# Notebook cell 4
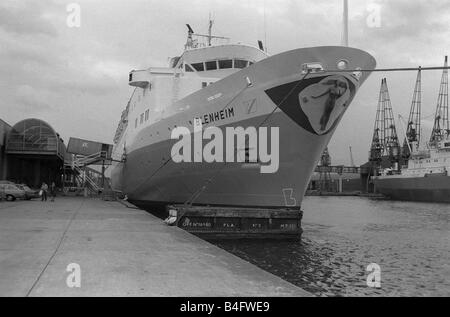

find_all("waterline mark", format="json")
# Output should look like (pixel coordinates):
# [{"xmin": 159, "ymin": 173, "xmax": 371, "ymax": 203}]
[{"xmin": 170, "ymin": 122, "xmax": 280, "ymax": 174}]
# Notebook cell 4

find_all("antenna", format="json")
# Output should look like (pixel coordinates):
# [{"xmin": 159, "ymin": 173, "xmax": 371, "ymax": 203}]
[
  {"xmin": 341, "ymin": 0, "xmax": 349, "ymax": 46},
  {"xmin": 264, "ymin": 0, "xmax": 267, "ymax": 52}
]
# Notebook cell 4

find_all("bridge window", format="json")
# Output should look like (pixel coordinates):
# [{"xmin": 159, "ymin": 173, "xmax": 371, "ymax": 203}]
[
  {"xmin": 205, "ymin": 61, "xmax": 218, "ymax": 71},
  {"xmin": 234, "ymin": 59, "xmax": 248, "ymax": 69},
  {"xmin": 191, "ymin": 62, "xmax": 205, "ymax": 72},
  {"xmin": 185, "ymin": 64, "xmax": 194, "ymax": 72},
  {"xmin": 145, "ymin": 109, "xmax": 149, "ymax": 121},
  {"xmin": 189, "ymin": 60, "xmax": 254, "ymax": 72},
  {"xmin": 140, "ymin": 113, "xmax": 144, "ymax": 124},
  {"xmin": 219, "ymin": 59, "xmax": 233, "ymax": 69}
]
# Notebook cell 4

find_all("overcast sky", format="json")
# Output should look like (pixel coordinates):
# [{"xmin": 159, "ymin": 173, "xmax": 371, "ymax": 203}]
[{"xmin": 0, "ymin": 0, "xmax": 449, "ymax": 165}]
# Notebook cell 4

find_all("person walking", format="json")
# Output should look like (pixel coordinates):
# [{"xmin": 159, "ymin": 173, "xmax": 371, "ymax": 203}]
[
  {"xmin": 41, "ymin": 182, "xmax": 48, "ymax": 202},
  {"xmin": 50, "ymin": 182, "xmax": 56, "ymax": 202}
]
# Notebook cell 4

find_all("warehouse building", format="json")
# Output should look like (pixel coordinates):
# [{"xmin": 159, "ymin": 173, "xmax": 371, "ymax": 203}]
[
  {"xmin": 0, "ymin": 119, "xmax": 12, "ymax": 180},
  {"xmin": 3, "ymin": 118, "xmax": 66, "ymax": 188}
]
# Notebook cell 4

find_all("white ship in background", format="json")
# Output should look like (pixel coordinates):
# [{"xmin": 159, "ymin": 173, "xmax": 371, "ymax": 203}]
[{"xmin": 110, "ymin": 21, "xmax": 376, "ymax": 209}]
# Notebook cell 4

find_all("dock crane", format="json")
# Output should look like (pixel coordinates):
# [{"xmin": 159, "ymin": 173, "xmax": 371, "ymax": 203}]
[
  {"xmin": 369, "ymin": 78, "xmax": 401, "ymax": 171},
  {"xmin": 403, "ymin": 68, "xmax": 422, "ymax": 158},
  {"xmin": 318, "ymin": 147, "xmax": 332, "ymax": 192},
  {"xmin": 430, "ymin": 56, "xmax": 449, "ymax": 146},
  {"xmin": 369, "ymin": 79, "xmax": 386, "ymax": 164},
  {"xmin": 381, "ymin": 78, "xmax": 401, "ymax": 165},
  {"xmin": 349, "ymin": 146, "xmax": 355, "ymax": 167}
]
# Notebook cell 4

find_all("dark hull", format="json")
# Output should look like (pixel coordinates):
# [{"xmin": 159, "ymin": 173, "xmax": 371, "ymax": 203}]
[{"xmin": 374, "ymin": 176, "xmax": 450, "ymax": 203}]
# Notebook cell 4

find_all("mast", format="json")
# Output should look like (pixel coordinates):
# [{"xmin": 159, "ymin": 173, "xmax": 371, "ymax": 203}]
[
  {"xmin": 208, "ymin": 16, "xmax": 213, "ymax": 46},
  {"xmin": 341, "ymin": 0, "xmax": 349, "ymax": 46},
  {"xmin": 184, "ymin": 20, "xmax": 229, "ymax": 50},
  {"xmin": 403, "ymin": 67, "xmax": 422, "ymax": 156},
  {"xmin": 430, "ymin": 56, "xmax": 449, "ymax": 145}
]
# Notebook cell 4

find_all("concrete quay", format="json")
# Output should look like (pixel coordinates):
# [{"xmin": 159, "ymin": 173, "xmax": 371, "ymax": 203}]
[{"xmin": 0, "ymin": 197, "xmax": 310, "ymax": 297}]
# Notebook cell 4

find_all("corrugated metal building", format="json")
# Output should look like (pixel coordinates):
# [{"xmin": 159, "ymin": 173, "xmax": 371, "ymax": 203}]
[
  {"xmin": 5, "ymin": 118, "xmax": 66, "ymax": 188},
  {"xmin": 0, "ymin": 119, "xmax": 12, "ymax": 180}
]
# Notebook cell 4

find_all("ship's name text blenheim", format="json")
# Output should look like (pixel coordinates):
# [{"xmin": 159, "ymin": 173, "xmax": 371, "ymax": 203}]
[{"xmin": 194, "ymin": 107, "xmax": 235, "ymax": 125}]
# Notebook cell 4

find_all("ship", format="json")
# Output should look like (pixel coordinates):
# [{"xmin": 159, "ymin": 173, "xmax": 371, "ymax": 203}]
[
  {"xmin": 110, "ymin": 22, "xmax": 376, "ymax": 210},
  {"xmin": 374, "ymin": 57, "xmax": 450, "ymax": 203},
  {"xmin": 374, "ymin": 143, "xmax": 450, "ymax": 203}
]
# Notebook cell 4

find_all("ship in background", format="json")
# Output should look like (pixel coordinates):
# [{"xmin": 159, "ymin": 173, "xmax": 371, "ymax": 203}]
[
  {"xmin": 110, "ymin": 20, "xmax": 376, "ymax": 209},
  {"xmin": 374, "ymin": 56, "xmax": 450, "ymax": 203}
]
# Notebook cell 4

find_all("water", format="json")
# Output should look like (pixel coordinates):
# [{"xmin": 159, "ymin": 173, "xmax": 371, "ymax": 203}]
[{"xmin": 213, "ymin": 197, "xmax": 450, "ymax": 297}]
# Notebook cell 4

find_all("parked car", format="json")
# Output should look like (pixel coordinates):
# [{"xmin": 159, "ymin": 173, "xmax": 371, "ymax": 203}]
[
  {"xmin": 0, "ymin": 180, "xmax": 15, "ymax": 185},
  {"xmin": 0, "ymin": 184, "xmax": 26, "ymax": 201},
  {"xmin": 16, "ymin": 184, "xmax": 40, "ymax": 200}
]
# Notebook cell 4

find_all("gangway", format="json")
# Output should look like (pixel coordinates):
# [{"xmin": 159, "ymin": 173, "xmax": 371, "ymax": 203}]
[{"xmin": 64, "ymin": 137, "xmax": 114, "ymax": 196}]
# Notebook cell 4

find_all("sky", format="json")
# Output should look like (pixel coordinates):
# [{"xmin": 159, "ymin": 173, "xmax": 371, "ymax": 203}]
[{"xmin": 0, "ymin": 0, "xmax": 449, "ymax": 165}]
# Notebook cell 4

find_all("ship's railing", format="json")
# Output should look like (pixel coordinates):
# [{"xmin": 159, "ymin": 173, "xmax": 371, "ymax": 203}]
[{"xmin": 186, "ymin": 34, "xmax": 230, "ymax": 50}]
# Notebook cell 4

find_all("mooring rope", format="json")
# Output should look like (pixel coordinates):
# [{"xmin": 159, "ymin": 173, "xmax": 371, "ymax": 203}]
[{"xmin": 329, "ymin": 66, "xmax": 450, "ymax": 73}]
